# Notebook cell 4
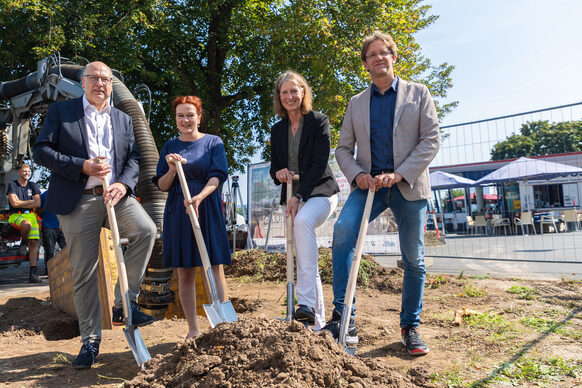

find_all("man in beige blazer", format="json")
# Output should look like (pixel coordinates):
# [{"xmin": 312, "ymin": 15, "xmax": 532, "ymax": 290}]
[{"xmin": 322, "ymin": 31, "xmax": 440, "ymax": 356}]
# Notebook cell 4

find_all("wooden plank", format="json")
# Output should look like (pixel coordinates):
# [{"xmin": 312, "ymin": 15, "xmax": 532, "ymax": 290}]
[
  {"xmin": 98, "ymin": 228, "xmax": 117, "ymax": 330},
  {"xmin": 164, "ymin": 267, "xmax": 210, "ymax": 319},
  {"xmin": 47, "ymin": 228, "xmax": 118, "ymax": 330}
]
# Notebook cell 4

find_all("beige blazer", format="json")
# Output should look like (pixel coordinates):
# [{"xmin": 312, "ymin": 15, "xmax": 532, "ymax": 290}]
[{"xmin": 335, "ymin": 79, "xmax": 440, "ymax": 201}]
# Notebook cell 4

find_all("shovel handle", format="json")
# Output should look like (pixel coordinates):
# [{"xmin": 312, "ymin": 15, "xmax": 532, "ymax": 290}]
[
  {"xmin": 167, "ymin": 156, "xmax": 220, "ymax": 304},
  {"xmin": 339, "ymin": 187, "xmax": 375, "ymax": 347},
  {"xmin": 284, "ymin": 175, "xmax": 300, "ymax": 320},
  {"xmin": 94, "ymin": 158, "xmax": 132, "ymax": 325}
]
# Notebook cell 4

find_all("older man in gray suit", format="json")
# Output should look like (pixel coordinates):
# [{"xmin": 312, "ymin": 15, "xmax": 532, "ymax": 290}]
[
  {"xmin": 322, "ymin": 31, "xmax": 440, "ymax": 356},
  {"xmin": 34, "ymin": 61, "xmax": 157, "ymax": 369}
]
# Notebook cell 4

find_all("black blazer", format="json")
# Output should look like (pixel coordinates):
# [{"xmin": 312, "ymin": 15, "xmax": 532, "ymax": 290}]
[
  {"xmin": 33, "ymin": 97, "xmax": 140, "ymax": 215},
  {"xmin": 270, "ymin": 110, "xmax": 339, "ymax": 205}
]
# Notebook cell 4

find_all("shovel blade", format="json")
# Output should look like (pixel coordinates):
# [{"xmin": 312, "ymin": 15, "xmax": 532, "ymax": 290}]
[
  {"xmin": 203, "ymin": 301, "xmax": 238, "ymax": 328},
  {"xmin": 123, "ymin": 326, "xmax": 151, "ymax": 367},
  {"xmin": 344, "ymin": 345, "xmax": 357, "ymax": 356}
]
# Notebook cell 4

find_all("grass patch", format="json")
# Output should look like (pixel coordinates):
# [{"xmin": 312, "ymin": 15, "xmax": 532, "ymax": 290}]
[
  {"xmin": 430, "ymin": 367, "xmax": 465, "ymax": 387},
  {"xmin": 543, "ymin": 308, "xmax": 567, "ymax": 318},
  {"xmin": 426, "ymin": 274, "xmax": 448, "ymax": 289},
  {"xmin": 520, "ymin": 316, "xmax": 580, "ymax": 339},
  {"xmin": 464, "ymin": 311, "xmax": 518, "ymax": 342},
  {"xmin": 465, "ymin": 311, "xmax": 510, "ymax": 332},
  {"xmin": 494, "ymin": 356, "xmax": 582, "ymax": 385},
  {"xmin": 507, "ymin": 285, "xmax": 538, "ymax": 300},
  {"xmin": 520, "ymin": 316, "xmax": 562, "ymax": 332},
  {"xmin": 459, "ymin": 284, "xmax": 486, "ymax": 298}
]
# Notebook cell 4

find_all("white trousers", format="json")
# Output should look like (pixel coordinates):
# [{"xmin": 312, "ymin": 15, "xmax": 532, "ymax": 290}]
[{"xmin": 286, "ymin": 194, "xmax": 337, "ymax": 329}]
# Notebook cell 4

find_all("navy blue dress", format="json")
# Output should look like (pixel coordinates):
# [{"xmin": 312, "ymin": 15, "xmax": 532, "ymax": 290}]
[{"xmin": 154, "ymin": 135, "xmax": 232, "ymax": 268}]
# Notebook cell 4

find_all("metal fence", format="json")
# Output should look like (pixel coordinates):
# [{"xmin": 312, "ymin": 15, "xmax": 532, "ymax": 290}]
[{"xmin": 426, "ymin": 102, "xmax": 582, "ymax": 263}]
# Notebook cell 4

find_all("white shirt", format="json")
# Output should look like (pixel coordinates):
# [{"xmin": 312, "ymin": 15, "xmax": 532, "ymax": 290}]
[{"xmin": 82, "ymin": 95, "xmax": 116, "ymax": 189}]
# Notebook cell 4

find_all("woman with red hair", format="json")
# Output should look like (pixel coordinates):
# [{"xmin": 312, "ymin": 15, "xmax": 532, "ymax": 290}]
[{"xmin": 154, "ymin": 95, "xmax": 231, "ymax": 340}]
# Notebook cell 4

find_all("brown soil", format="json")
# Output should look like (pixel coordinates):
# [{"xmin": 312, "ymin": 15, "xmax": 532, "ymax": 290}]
[
  {"xmin": 226, "ymin": 248, "xmax": 402, "ymax": 292},
  {"xmin": 125, "ymin": 317, "xmax": 428, "ymax": 388},
  {"xmin": 1, "ymin": 253, "xmax": 582, "ymax": 387}
]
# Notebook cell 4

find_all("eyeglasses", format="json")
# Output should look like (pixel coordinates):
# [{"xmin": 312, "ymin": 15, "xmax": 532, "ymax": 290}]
[
  {"xmin": 365, "ymin": 50, "xmax": 393, "ymax": 60},
  {"xmin": 83, "ymin": 75, "xmax": 113, "ymax": 85}
]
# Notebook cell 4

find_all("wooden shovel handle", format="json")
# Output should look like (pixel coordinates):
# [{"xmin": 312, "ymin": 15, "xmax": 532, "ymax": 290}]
[
  {"xmin": 166, "ymin": 156, "xmax": 220, "ymax": 304},
  {"xmin": 94, "ymin": 158, "xmax": 132, "ymax": 322}
]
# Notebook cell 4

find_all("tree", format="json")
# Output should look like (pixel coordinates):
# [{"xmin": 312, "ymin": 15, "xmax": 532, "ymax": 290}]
[
  {"xmin": 490, "ymin": 120, "xmax": 582, "ymax": 161},
  {"xmin": 1, "ymin": 0, "xmax": 456, "ymax": 172}
]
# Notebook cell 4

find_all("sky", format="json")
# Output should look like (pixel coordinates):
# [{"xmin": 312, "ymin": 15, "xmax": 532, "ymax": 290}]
[{"xmin": 233, "ymin": 0, "xmax": 582, "ymax": 204}]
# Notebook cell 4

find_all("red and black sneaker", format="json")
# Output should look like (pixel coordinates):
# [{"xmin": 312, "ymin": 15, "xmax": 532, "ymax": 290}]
[{"xmin": 401, "ymin": 327, "xmax": 429, "ymax": 356}]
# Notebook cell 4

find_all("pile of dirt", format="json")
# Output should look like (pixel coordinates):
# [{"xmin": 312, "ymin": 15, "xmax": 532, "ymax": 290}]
[
  {"xmin": 126, "ymin": 317, "xmax": 433, "ymax": 388},
  {"xmin": 225, "ymin": 249, "xmax": 403, "ymax": 293},
  {"xmin": 0, "ymin": 296, "xmax": 79, "ymax": 340},
  {"xmin": 424, "ymin": 231, "xmax": 445, "ymax": 247}
]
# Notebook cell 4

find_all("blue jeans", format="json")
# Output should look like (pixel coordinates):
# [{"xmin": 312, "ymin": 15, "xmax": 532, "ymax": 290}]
[{"xmin": 332, "ymin": 186, "xmax": 427, "ymax": 328}]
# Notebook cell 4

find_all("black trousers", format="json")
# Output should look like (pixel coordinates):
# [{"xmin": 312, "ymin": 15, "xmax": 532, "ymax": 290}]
[{"xmin": 41, "ymin": 227, "xmax": 66, "ymax": 263}]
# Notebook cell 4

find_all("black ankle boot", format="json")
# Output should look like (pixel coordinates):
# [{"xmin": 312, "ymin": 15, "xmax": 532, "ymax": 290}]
[{"xmin": 29, "ymin": 266, "xmax": 41, "ymax": 283}]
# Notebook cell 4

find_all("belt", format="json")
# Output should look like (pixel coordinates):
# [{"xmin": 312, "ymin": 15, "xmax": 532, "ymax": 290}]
[
  {"xmin": 84, "ymin": 186, "xmax": 104, "ymax": 196},
  {"xmin": 370, "ymin": 169, "xmax": 394, "ymax": 177}
]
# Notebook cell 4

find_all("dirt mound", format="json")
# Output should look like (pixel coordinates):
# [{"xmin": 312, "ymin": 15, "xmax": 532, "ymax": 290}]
[
  {"xmin": 225, "ymin": 248, "xmax": 403, "ymax": 292},
  {"xmin": 0, "ymin": 296, "xmax": 79, "ymax": 340},
  {"xmin": 126, "ymin": 317, "xmax": 431, "ymax": 388}
]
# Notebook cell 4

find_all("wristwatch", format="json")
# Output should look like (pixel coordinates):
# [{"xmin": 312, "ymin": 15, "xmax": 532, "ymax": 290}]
[{"xmin": 293, "ymin": 193, "xmax": 303, "ymax": 203}]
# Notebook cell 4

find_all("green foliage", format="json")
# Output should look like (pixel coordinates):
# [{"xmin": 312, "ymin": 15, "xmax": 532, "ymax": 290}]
[
  {"xmin": 520, "ymin": 316, "xmax": 563, "ymax": 333},
  {"xmin": 0, "ymin": 0, "xmax": 455, "ymax": 172},
  {"xmin": 318, "ymin": 248, "xmax": 376, "ymax": 288},
  {"xmin": 464, "ymin": 311, "xmax": 518, "ymax": 343},
  {"xmin": 506, "ymin": 285, "xmax": 538, "ymax": 300},
  {"xmin": 495, "ymin": 356, "xmax": 582, "ymax": 385},
  {"xmin": 490, "ymin": 120, "xmax": 582, "ymax": 161},
  {"xmin": 426, "ymin": 274, "xmax": 448, "ymax": 289},
  {"xmin": 430, "ymin": 367, "xmax": 465, "ymax": 387},
  {"xmin": 464, "ymin": 311, "xmax": 510, "ymax": 332},
  {"xmin": 50, "ymin": 353, "xmax": 70, "ymax": 366},
  {"xmin": 459, "ymin": 284, "xmax": 486, "ymax": 298}
]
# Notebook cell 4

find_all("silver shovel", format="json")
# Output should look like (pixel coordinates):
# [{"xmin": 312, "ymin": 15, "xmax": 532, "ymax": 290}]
[
  {"xmin": 168, "ymin": 156, "xmax": 238, "ymax": 327},
  {"xmin": 338, "ymin": 187, "xmax": 375, "ymax": 355},
  {"xmin": 98, "ymin": 161, "xmax": 151, "ymax": 367}
]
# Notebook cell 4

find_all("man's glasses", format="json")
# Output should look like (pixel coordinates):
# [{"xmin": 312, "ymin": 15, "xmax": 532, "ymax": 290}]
[
  {"xmin": 83, "ymin": 75, "xmax": 113, "ymax": 85},
  {"xmin": 365, "ymin": 51, "xmax": 393, "ymax": 60}
]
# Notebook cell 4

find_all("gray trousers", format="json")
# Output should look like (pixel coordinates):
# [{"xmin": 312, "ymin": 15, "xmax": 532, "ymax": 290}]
[{"xmin": 58, "ymin": 194, "xmax": 157, "ymax": 343}]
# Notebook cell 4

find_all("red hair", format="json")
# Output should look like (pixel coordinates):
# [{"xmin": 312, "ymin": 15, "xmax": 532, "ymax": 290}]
[{"xmin": 172, "ymin": 96, "xmax": 203, "ymax": 118}]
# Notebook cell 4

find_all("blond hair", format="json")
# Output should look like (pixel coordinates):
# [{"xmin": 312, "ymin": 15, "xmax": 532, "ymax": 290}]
[{"xmin": 272, "ymin": 71, "xmax": 313, "ymax": 118}]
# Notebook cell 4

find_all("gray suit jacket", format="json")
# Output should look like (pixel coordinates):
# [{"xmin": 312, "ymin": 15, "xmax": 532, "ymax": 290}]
[
  {"xmin": 33, "ymin": 97, "xmax": 140, "ymax": 215},
  {"xmin": 335, "ymin": 79, "xmax": 440, "ymax": 201}
]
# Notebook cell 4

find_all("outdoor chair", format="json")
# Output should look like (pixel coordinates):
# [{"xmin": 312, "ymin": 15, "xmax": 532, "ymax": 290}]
[
  {"xmin": 514, "ymin": 211, "xmax": 536, "ymax": 235},
  {"xmin": 491, "ymin": 214, "xmax": 511, "ymax": 235},
  {"xmin": 562, "ymin": 209, "xmax": 582, "ymax": 231},
  {"xmin": 466, "ymin": 216, "xmax": 476, "ymax": 234},
  {"xmin": 474, "ymin": 215, "xmax": 488, "ymax": 235},
  {"xmin": 540, "ymin": 212, "xmax": 558, "ymax": 234}
]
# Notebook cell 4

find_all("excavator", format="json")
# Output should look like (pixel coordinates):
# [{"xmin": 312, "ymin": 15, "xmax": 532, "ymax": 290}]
[{"xmin": 0, "ymin": 53, "xmax": 174, "ymax": 315}]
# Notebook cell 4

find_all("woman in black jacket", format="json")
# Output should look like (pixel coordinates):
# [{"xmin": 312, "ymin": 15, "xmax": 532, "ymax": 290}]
[{"xmin": 270, "ymin": 71, "xmax": 339, "ymax": 330}]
